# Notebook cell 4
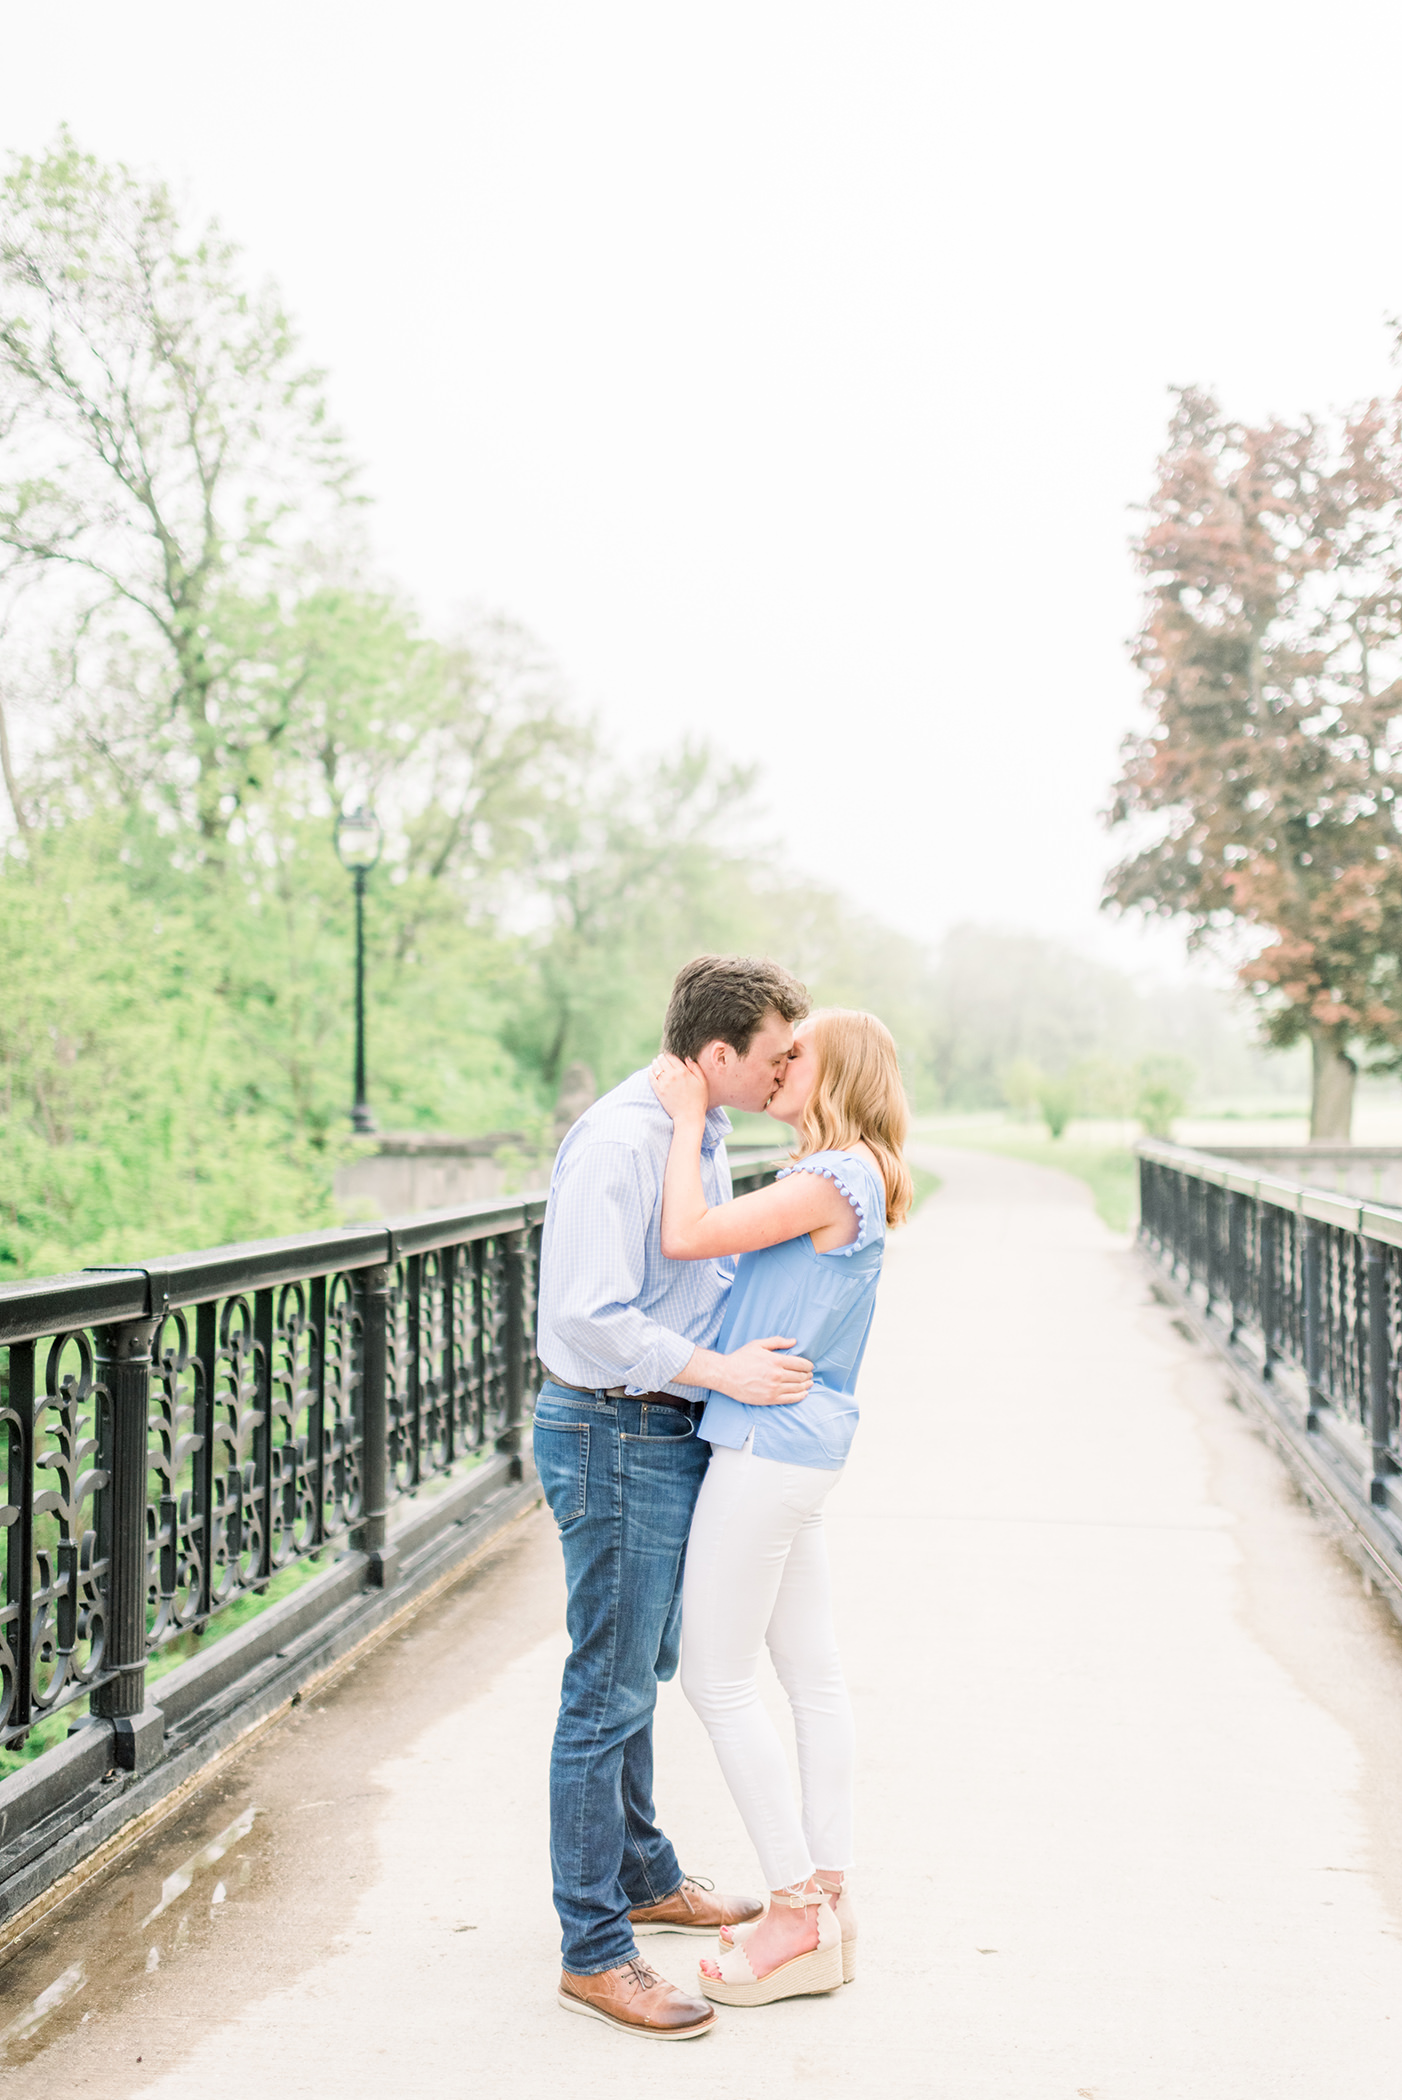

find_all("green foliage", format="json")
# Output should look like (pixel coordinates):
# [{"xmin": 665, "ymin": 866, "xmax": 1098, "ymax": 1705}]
[
  {"xmin": 922, "ymin": 1123, "xmax": 1138, "ymax": 1235},
  {"xmin": 0, "ymin": 131, "xmax": 358, "ymax": 847},
  {"xmin": 908, "ymin": 1164, "xmax": 942, "ymax": 1211},
  {"xmin": 930, "ymin": 927, "xmax": 1141, "ymax": 1109},
  {"xmin": 0, "ymin": 133, "xmax": 1289, "ymax": 1283},
  {"xmin": 995, "ymin": 1047, "xmax": 1200, "ymax": 1144},
  {"xmin": 0, "ymin": 781, "xmax": 563, "ymax": 1276},
  {"xmin": 0, "ymin": 819, "xmax": 347, "ymax": 1275},
  {"xmin": 0, "ymin": 1552, "xmax": 333, "ymax": 1775},
  {"xmin": 1133, "ymin": 1054, "xmax": 1195, "ymax": 1140},
  {"xmin": 0, "ymin": 741, "xmax": 943, "ymax": 1275},
  {"xmin": 1036, "ymin": 1075, "xmax": 1077, "ymax": 1139},
  {"xmin": 934, "ymin": 924, "xmax": 1285, "ymax": 1115}
]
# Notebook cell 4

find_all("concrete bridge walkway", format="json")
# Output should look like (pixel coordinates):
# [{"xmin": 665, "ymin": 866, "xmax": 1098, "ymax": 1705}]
[{"xmin": 6, "ymin": 1147, "xmax": 1402, "ymax": 2098}]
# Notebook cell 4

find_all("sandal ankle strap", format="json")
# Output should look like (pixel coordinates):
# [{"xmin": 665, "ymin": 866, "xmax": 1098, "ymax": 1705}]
[{"xmin": 775, "ymin": 1879, "xmax": 825, "ymax": 1909}]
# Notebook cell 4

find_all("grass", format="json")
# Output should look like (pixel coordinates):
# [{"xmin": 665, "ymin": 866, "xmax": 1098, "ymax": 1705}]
[
  {"xmin": 0, "ymin": 1443, "xmax": 490, "ymax": 1775},
  {"xmin": 909, "ymin": 1163, "xmax": 942, "ymax": 1212},
  {"xmin": 912, "ymin": 1120, "xmax": 1138, "ymax": 1235},
  {"xmin": 0, "ymin": 1551, "xmax": 334, "ymax": 1778}
]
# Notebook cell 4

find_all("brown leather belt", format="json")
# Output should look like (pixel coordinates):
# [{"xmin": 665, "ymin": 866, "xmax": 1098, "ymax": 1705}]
[
  {"xmin": 539, "ymin": 1366, "xmax": 700, "ymax": 1412},
  {"xmin": 540, "ymin": 1364, "xmax": 627, "ymax": 1398}
]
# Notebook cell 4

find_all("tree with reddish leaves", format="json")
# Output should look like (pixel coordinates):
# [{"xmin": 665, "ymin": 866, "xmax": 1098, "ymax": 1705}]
[{"xmin": 1106, "ymin": 379, "xmax": 1402, "ymax": 1138}]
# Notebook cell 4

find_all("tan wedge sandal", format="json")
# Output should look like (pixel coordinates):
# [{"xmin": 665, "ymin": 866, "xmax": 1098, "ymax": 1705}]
[
  {"xmin": 723, "ymin": 1873, "xmax": 858, "ymax": 1984},
  {"xmin": 697, "ymin": 1881, "xmax": 843, "ymax": 2007},
  {"xmin": 816, "ymin": 1871, "xmax": 857, "ymax": 1983}
]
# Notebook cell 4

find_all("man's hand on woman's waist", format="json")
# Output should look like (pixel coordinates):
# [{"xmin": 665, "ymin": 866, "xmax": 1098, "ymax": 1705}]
[{"xmin": 678, "ymin": 1338, "xmax": 814, "ymax": 1408}]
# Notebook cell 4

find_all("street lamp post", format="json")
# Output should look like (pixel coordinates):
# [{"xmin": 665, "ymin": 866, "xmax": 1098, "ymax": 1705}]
[{"xmin": 335, "ymin": 804, "xmax": 383, "ymax": 1135}]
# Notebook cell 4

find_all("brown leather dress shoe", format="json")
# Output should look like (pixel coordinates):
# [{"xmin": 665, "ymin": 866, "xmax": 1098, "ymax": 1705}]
[
  {"xmin": 630, "ymin": 1875, "xmax": 766, "ymax": 1938},
  {"xmin": 558, "ymin": 1956, "xmax": 716, "ymax": 2039}
]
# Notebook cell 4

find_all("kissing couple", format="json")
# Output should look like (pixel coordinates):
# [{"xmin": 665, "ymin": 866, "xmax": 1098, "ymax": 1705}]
[{"xmin": 533, "ymin": 953, "xmax": 911, "ymax": 2039}]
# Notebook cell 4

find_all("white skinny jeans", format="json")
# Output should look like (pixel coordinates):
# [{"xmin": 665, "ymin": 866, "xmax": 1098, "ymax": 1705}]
[{"xmin": 680, "ymin": 1441, "xmax": 854, "ymax": 1889}]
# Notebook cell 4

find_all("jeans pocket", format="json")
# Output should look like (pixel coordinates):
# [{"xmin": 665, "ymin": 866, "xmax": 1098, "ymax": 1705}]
[
  {"xmin": 534, "ymin": 1419, "xmax": 590, "ymax": 1531},
  {"xmin": 619, "ymin": 1428, "xmax": 708, "ymax": 1557},
  {"xmin": 620, "ymin": 1403, "xmax": 696, "ymax": 1443}
]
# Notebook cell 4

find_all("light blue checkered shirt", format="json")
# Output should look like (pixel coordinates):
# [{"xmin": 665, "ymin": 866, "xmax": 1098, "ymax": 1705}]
[{"xmin": 536, "ymin": 1067, "xmax": 734, "ymax": 1398}]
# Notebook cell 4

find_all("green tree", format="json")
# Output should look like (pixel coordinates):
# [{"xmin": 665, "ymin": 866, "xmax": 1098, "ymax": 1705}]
[
  {"xmin": 0, "ymin": 815, "xmax": 346, "ymax": 1275},
  {"xmin": 926, "ymin": 925, "xmax": 1142, "ymax": 1108},
  {"xmin": 0, "ymin": 130, "xmax": 355, "ymax": 845},
  {"xmin": 507, "ymin": 743, "xmax": 762, "ymax": 1090}
]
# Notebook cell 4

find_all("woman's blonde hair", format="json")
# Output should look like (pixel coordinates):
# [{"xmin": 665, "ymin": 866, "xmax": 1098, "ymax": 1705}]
[{"xmin": 793, "ymin": 1009, "xmax": 912, "ymax": 1227}]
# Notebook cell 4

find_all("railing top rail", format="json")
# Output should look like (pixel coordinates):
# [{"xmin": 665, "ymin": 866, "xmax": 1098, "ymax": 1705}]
[
  {"xmin": 1359, "ymin": 1204, "xmax": 1402, "ymax": 1250},
  {"xmin": 0, "ymin": 1190, "xmax": 548, "ymax": 1346},
  {"xmin": 1191, "ymin": 1142, "xmax": 1402, "ymax": 1162},
  {"xmin": 1134, "ymin": 1137, "xmax": 1402, "ymax": 1248},
  {"xmin": 0, "ymin": 1149, "xmax": 791, "ymax": 1348}
]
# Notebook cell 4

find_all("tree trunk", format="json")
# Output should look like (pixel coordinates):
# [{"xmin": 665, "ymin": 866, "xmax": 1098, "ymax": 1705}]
[
  {"xmin": 0, "ymin": 688, "xmax": 29, "ymax": 833},
  {"xmin": 1309, "ymin": 1028, "xmax": 1356, "ymax": 1140}
]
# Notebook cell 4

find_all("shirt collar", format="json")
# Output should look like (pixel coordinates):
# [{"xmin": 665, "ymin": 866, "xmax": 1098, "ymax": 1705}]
[
  {"xmin": 623, "ymin": 1067, "xmax": 732, "ymax": 1154},
  {"xmin": 703, "ymin": 1105, "xmax": 733, "ymax": 1154}
]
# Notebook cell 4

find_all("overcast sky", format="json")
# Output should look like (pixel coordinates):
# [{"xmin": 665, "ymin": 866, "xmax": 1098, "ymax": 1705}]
[{"xmin": 5, "ymin": 1, "xmax": 1402, "ymax": 981}]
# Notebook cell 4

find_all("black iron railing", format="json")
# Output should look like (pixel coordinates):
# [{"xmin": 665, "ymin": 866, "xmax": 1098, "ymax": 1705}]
[
  {"xmin": 0, "ymin": 1151, "xmax": 784, "ymax": 1763},
  {"xmin": 1137, "ymin": 1140, "xmax": 1402, "ymax": 1542},
  {"xmin": 0, "ymin": 1202, "xmax": 544, "ymax": 1750}
]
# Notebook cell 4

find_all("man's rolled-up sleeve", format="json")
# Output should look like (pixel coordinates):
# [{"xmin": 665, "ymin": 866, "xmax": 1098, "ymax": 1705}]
[{"xmin": 545, "ymin": 1141, "xmax": 696, "ymax": 1391}]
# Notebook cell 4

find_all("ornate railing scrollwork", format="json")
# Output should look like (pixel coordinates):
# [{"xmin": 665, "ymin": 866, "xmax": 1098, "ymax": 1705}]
[
  {"xmin": 1138, "ymin": 1139, "xmax": 1402, "ymax": 1537},
  {"xmin": 0, "ymin": 1154, "xmax": 782, "ymax": 1749}
]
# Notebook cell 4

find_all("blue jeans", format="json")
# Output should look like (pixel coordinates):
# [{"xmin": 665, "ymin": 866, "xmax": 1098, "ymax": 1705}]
[{"xmin": 533, "ymin": 1382, "xmax": 712, "ymax": 1974}]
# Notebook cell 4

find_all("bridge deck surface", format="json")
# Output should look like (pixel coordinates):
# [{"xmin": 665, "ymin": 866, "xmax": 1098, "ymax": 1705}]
[{"xmin": 6, "ymin": 1145, "xmax": 1402, "ymax": 2097}]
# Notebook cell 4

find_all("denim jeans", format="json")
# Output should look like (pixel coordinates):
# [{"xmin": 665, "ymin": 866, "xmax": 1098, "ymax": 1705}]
[{"xmin": 533, "ymin": 1382, "xmax": 712, "ymax": 1975}]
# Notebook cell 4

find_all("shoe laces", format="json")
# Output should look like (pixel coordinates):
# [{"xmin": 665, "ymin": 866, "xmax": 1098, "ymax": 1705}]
[
  {"xmin": 679, "ymin": 1875, "xmax": 715, "ymax": 1895},
  {"xmin": 621, "ymin": 1957, "xmax": 662, "ymax": 1996}
]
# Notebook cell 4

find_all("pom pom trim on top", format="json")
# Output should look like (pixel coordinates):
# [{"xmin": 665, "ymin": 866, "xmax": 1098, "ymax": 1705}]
[{"xmin": 777, "ymin": 1154, "xmax": 873, "ymax": 1256}]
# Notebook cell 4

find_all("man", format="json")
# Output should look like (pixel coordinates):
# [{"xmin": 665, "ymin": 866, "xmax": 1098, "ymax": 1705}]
[{"xmin": 534, "ymin": 954, "xmax": 813, "ymax": 2040}]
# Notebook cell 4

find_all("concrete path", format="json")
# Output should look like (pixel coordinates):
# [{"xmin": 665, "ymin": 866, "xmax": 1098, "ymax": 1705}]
[{"xmin": 7, "ymin": 1147, "xmax": 1402, "ymax": 2097}]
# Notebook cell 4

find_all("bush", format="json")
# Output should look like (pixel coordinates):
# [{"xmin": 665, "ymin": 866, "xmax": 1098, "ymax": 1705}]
[
  {"xmin": 1134, "ymin": 1054, "xmax": 1195, "ymax": 1139},
  {"xmin": 1037, "ymin": 1076, "xmax": 1078, "ymax": 1139}
]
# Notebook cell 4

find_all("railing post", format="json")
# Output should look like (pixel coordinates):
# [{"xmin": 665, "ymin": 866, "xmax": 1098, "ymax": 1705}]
[
  {"xmin": 92, "ymin": 1315, "xmax": 163, "ymax": 1770},
  {"xmin": 1259, "ymin": 1203, "xmax": 1278, "ymax": 1380},
  {"xmin": 1365, "ymin": 1238, "xmax": 1395, "ymax": 1504},
  {"xmin": 1189, "ymin": 1177, "xmax": 1204, "ymax": 1293},
  {"xmin": 6, "ymin": 1341, "xmax": 35, "ymax": 1742},
  {"xmin": 498, "ymin": 1231, "xmax": 527, "ymax": 1482},
  {"xmin": 353, "ymin": 1262, "xmax": 398, "ymax": 1587},
  {"xmin": 1227, "ymin": 1190, "xmax": 1246, "ymax": 1344},
  {"xmin": 1303, "ymin": 1216, "xmax": 1324, "ymax": 1430}
]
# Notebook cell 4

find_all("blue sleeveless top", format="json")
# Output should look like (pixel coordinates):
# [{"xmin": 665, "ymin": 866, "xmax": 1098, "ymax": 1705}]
[{"xmin": 698, "ymin": 1149, "xmax": 887, "ymax": 1470}]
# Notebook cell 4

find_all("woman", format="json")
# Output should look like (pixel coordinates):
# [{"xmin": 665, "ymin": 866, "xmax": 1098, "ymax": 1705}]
[{"xmin": 649, "ymin": 1007, "xmax": 911, "ymax": 2008}]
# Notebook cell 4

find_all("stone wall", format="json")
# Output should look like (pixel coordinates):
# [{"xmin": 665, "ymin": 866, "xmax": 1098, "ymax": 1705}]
[
  {"xmin": 334, "ymin": 1132, "xmax": 546, "ymax": 1218},
  {"xmin": 335, "ymin": 1065, "xmax": 602, "ymax": 1220}
]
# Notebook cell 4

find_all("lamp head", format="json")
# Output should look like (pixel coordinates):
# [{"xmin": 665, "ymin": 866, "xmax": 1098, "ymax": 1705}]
[{"xmin": 335, "ymin": 804, "xmax": 382, "ymax": 873}]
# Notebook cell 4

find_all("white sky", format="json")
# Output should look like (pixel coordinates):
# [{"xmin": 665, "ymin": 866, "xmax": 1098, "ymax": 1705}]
[{"xmin": 5, "ymin": 0, "xmax": 1402, "ymax": 983}]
